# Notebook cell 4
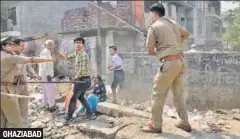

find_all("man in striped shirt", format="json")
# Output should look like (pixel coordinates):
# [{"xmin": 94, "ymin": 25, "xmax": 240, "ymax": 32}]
[{"xmin": 60, "ymin": 37, "xmax": 96, "ymax": 124}]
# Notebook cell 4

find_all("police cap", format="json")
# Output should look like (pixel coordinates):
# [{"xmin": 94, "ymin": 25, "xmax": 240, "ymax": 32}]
[{"xmin": 1, "ymin": 36, "xmax": 15, "ymax": 46}]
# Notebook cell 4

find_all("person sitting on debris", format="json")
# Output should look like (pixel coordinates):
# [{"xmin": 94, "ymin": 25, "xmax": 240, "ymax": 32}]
[{"xmin": 73, "ymin": 74, "xmax": 107, "ymax": 118}]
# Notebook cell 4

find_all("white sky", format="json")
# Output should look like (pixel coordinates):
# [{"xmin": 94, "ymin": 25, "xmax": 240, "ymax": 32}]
[{"xmin": 221, "ymin": 1, "xmax": 239, "ymax": 13}]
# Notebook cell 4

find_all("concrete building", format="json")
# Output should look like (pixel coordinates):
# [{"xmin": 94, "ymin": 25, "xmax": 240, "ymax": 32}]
[
  {"xmin": 7, "ymin": 1, "xmax": 221, "ymax": 50},
  {"xmin": 159, "ymin": 1, "xmax": 222, "ymax": 51},
  {"xmin": 6, "ymin": 1, "xmax": 88, "ymax": 37},
  {"xmin": 5, "ymin": 1, "xmax": 222, "ymax": 76}
]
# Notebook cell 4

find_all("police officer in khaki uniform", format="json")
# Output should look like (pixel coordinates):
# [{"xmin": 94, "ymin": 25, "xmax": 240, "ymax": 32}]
[
  {"xmin": 142, "ymin": 3, "xmax": 192, "ymax": 133},
  {"xmin": 13, "ymin": 39, "xmax": 39, "ymax": 128},
  {"xmin": 1, "ymin": 36, "xmax": 57, "ymax": 128}
]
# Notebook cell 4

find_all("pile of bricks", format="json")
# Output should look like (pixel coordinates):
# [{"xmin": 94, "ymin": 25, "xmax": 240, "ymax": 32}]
[{"xmin": 61, "ymin": 1, "xmax": 134, "ymax": 32}]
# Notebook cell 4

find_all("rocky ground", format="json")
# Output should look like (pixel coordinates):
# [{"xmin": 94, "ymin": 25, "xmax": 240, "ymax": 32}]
[{"xmin": 27, "ymin": 83, "xmax": 240, "ymax": 139}]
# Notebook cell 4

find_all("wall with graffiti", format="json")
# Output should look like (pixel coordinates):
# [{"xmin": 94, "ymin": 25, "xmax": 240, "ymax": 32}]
[{"xmin": 120, "ymin": 52, "xmax": 240, "ymax": 110}]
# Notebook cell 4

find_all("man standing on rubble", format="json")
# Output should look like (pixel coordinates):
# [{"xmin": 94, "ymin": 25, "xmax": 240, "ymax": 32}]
[
  {"xmin": 13, "ymin": 39, "xmax": 39, "ymax": 128},
  {"xmin": 59, "ymin": 37, "xmax": 96, "ymax": 125},
  {"xmin": 39, "ymin": 40, "xmax": 57, "ymax": 111},
  {"xmin": 142, "ymin": 3, "xmax": 192, "ymax": 133},
  {"xmin": 1, "ymin": 36, "xmax": 57, "ymax": 128}
]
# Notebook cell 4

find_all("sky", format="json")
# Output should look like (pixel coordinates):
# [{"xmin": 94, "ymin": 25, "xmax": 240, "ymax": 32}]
[{"xmin": 221, "ymin": 1, "xmax": 239, "ymax": 13}]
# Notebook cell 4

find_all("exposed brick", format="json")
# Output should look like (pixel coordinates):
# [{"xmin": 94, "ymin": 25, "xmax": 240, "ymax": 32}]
[{"xmin": 62, "ymin": 2, "xmax": 133, "ymax": 32}]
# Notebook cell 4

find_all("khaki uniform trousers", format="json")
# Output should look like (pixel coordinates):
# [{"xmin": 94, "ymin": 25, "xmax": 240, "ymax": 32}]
[
  {"xmin": 1, "ymin": 85, "xmax": 21, "ymax": 128},
  {"xmin": 15, "ymin": 83, "xmax": 29, "ymax": 128},
  {"xmin": 151, "ymin": 59, "xmax": 189, "ymax": 128}
]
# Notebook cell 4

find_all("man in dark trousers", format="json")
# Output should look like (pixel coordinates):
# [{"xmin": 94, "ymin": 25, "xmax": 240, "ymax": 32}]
[{"xmin": 59, "ymin": 37, "xmax": 96, "ymax": 125}]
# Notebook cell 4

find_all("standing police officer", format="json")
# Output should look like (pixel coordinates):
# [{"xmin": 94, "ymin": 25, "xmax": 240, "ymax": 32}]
[
  {"xmin": 1, "ymin": 36, "xmax": 57, "ymax": 128},
  {"xmin": 142, "ymin": 3, "xmax": 191, "ymax": 133}
]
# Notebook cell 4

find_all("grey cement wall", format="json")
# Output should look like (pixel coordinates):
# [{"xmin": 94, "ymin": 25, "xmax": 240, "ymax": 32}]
[
  {"xmin": 56, "ymin": 33, "xmax": 98, "ymax": 76},
  {"xmin": 118, "ymin": 52, "xmax": 240, "ymax": 110},
  {"xmin": 14, "ymin": 1, "xmax": 88, "ymax": 37}
]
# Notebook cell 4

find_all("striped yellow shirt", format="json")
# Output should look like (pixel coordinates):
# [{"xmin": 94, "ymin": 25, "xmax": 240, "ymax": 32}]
[{"xmin": 64, "ymin": 49, "xmax": 90, "ymax": 79}]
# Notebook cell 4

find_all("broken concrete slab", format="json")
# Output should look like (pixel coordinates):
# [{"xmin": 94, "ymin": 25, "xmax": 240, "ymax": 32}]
[
  {"xmin": 70, "ymin": 118, "xmax": 130, "ymax": 139},
  {"xmin": 233, "ymin": 114, "xmax": 240, "ymax": 121},
  {"xmin": 96, "ymin": 102, "xmax": 151, "ymax": 119}
]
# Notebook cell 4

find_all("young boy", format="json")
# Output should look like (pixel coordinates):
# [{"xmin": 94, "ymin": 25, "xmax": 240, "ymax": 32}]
[{"xmin": 108, "ymin": 46, "xmax": 125, "ymax": 104}]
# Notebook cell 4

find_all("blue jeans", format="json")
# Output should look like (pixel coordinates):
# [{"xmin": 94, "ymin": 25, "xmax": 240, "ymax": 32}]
[{"xmin": 67, "ymin": 76, "xmax": 92, "ymax": 119}]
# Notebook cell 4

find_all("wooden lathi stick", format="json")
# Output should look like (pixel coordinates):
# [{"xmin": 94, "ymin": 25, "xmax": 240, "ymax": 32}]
[{"xmin": 1, "ymin": 93, "xmax": 35, "ymax": 99}]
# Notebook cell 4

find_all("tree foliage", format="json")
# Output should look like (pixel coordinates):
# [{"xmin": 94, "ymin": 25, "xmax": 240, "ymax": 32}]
[{"xmin": 222, "ymin": 5, "xmax": 240, "ymax": 51}]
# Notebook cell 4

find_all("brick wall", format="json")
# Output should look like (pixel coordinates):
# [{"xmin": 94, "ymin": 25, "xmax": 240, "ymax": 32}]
[{"xmin": 62, "ymin": 2, "xmax": 133, "ymax": 32}]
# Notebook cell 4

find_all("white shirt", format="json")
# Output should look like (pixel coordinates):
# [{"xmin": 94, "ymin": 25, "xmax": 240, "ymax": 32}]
[
  {"xmin": 39, "ymin": 48, "xmax": 54, "ymax": 79},
  {"xmin": 111, "ymin": 53, "xmax": 123, "ymax": 70}
]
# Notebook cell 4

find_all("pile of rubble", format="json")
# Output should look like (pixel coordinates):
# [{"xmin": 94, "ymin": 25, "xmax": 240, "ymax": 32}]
[
  {"xmin": 116, "ymin": 97, "xmax": 240, "ymax": 134},
  {"xmin": 28, "ymin": 84, "xmax": 132, "ymax": 139},
  {"xmin": 27, "ymin": 83, "xmax": 240, "ymax": 139}
]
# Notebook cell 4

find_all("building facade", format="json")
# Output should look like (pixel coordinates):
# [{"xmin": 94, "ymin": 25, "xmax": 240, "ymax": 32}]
[{"xmin": 160, "ymin": 1, "xmax": 222, "ymax": 50}]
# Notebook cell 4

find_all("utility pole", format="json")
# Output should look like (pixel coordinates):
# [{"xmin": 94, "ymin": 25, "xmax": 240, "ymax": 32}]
[{"xmin": 96, "ymin": 0, "xmax": 102, "ymax": 75}]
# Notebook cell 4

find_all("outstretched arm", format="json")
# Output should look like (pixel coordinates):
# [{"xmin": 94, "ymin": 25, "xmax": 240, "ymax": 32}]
[
  {"xmin": 7, "ymin": 54, "xmax": 56, "ymax": 64},
  {"xmin": 59, "ymin": 52, "xmax": 76, "ymax": 61}
]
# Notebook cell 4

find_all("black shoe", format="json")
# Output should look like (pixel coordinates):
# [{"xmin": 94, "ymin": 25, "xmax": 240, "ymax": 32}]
[
  {"xmin": 88, "ymin": 113, "xmax": 97, "ymax": 120},
  {"xmin": 63, "ymin": 115, "xmax": 73, "ymax": 125}
]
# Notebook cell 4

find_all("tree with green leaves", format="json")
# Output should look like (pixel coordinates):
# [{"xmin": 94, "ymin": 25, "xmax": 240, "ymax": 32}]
[{"xmin": 222, "ymin": 3, "xmax": 240, "ymax": 51}]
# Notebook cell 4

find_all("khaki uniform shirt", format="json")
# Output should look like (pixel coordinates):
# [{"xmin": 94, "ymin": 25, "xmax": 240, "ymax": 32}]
[
  {"xmin": 15, "ymin": 53, "xmax": 37, "ymax": 78},
  {"xmin": 1, "ymin": 51, "xmax": 26, "ymax": 82},
  {"xmin": 146, "ymin": 17, "xmax": 188, "ymax": 60}
]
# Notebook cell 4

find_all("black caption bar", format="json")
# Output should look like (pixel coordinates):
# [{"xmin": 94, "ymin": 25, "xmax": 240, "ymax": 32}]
[{"xmin": 0, "ymin": 128, "xmax": 43, "ymax": 139}]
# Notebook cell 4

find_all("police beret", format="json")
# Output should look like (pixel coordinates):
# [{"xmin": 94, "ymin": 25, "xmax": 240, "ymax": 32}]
[
  {"xmin": 0, "ymin": 36, "xmax": 15, "ymax": 46},
  {"xmin": 1, "ymin": 36, "xmax": 10, "ymax": 43}
]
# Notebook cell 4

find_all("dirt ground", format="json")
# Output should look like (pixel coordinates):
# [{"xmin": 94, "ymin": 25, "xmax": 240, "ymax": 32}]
[{"xmin": 27, "ymin": 83, "xmax": 240, "ymax": 139}]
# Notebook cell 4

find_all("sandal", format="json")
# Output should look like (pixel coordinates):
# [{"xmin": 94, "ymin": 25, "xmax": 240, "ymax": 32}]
[{"xmin": 142, "ymin": 123, "xmax": 162, "ymax": 133}]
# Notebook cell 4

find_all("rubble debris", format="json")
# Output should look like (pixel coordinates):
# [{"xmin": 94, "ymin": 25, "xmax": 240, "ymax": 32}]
[
  {"xmin": 96, "ymin": 102, "xmax": 150, "ymax": 118},
  {"xmin": 27, "ymin": 83, "xmax": 240, "ymax": 139},
  {"xmin": 206, "ymin": 122, "xmax": 224, "ymax": 132},
  {"xmin": 225, "ymin": 125, "xmax": 232, "ymax": 129},
  {"xmin": 217, "ymin": 120, "xmax": 226, "ymax": 126},
  {"xmin": 215, "ymin": 109, "xmax": 228, "ymax": 115},
  {"xmin": 233, "ymin": 114, "xmax": 240, "ymax": 121}
]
